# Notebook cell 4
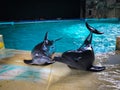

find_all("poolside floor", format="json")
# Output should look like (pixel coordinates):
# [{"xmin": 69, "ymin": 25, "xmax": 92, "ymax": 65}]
[{"xmin": 0, "ymin": 49, "xmax": 120, "ymax": 90}]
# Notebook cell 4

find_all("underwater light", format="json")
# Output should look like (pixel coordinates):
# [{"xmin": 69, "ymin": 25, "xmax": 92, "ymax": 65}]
[{"xmin": 0, "ymin": 35, "xmax": 5, "ymax": 49}]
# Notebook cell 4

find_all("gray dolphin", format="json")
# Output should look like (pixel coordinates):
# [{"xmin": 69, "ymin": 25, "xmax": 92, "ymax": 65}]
[
  {"xmin": 24, "ymin": 32, "xmax": 62, "ymax": 65},
  {"xmin": 54, "ymin": 22, "xmax": 105, "ymax": 72}
]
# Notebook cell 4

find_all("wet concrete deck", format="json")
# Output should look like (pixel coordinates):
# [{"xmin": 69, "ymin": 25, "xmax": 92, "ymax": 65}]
[{"xmin": 0, "ymin": 49, "xmax": 120, "ymax": 90}]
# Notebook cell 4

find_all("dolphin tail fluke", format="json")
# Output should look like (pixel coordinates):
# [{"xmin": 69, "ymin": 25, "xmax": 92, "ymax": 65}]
[
  {"xmin": 78, "ymin": 22, "xmax": 104, "ymax": 50},
  {"xmin": 85, "ymin": 22, "xmax": 103, "ymax": 34}
]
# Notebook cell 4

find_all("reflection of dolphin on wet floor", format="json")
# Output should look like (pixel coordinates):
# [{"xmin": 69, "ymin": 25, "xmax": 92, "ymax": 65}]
[
  {"xmin": 54, "ymin": 22, "xmax": 106, "ymax": 72},
  {"xmin": 24, "ymin": 32, "xmax": 61, "ymax": 65}
]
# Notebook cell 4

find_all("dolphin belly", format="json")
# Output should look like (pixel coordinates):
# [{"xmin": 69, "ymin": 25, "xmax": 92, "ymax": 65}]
[{"xmin": 55, "ymin": 49, "xmax": 94, "ymax": 70}]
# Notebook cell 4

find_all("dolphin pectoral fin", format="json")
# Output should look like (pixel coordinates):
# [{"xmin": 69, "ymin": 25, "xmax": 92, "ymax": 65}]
[
  {"xmin": 24, "ymin": 60, "xmax": 33, "ymax": 64},
  {"xmin": 43, "ymin": 60, "xmax": 55, "ymax": 65},
  {"xmin": 88, "ymin": 65, "xmax": 106, "ymax": 72},
  {"xmin": 24, "ymin": 59, "xmax": 55, "ymax": 65}
]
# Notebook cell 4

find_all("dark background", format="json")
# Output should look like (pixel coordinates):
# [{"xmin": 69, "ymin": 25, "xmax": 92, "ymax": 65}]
[{"xmin": 0, "ymin": 0, "xmax": 86, "ymax": 21}]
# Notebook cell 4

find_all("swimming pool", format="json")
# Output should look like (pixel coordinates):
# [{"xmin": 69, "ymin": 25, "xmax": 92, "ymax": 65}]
[{"xmin": 0, "ymin": 19, "xmax": 120, "ymax": 53}]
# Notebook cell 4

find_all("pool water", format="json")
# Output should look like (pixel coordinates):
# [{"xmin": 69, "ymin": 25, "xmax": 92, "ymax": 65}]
[
  {"xmin": 0, "ymin": 19, "xmax": 120, "ymax": 53},
  {"xmin": 0, "ymin": 19, "xmax": 120, "ymax": 90}
]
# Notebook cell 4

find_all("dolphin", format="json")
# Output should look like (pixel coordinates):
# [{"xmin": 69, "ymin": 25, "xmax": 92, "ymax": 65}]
[
  {"xmin": 24, "ymin": 32, "xmax": 62, "ymax": 65},
  {"xmin": 54, "ymin": 22, "xmax": 105, "ymax": 72}
]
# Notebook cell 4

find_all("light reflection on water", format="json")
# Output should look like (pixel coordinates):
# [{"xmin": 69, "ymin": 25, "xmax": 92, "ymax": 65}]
[{"xmin": 97, "ymin": 65, "xmax": 120, "ymax": 90}]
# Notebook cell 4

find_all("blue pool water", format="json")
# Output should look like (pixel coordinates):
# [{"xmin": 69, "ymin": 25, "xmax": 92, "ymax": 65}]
[{"xmin": 0, "ymin": 19, "xmax": 120, "ymax": 53}]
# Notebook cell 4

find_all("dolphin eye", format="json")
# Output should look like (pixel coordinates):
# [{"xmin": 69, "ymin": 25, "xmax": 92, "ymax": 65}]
[{"xmin": 51, "ymin": 46, "xmax": 55, "ymax": 49}]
